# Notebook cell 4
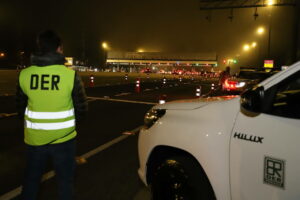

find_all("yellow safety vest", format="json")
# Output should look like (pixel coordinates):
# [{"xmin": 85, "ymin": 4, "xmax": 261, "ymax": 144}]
[{"xmin": 19, "ymin": 65, "xmax": 76, "ymax": 146}]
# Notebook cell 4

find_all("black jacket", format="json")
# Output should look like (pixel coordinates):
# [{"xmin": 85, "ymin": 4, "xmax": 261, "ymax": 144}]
[{"xmin": 16, "ymin": 52, "xmax": 88, "ymax": 121}]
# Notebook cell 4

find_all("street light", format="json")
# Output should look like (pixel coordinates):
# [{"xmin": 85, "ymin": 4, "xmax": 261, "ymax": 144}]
[
  {"xmin": 137, "ymin": 48, "xmax": 144, "ymax": 53},
  {"xmin": 102, "ymin": 42, "xmax": 109, "ymax": 50},
  {"xmin": 0, "ymin": 51, "xmax": 6, "ymax": 58},
  {"xmin": 267, "ymin": 0, "xmax": 274, "ymax": 6},
  {"xmin": 243, "ymin": 44, "xmax": 250, "ymax": 51},
  {"xmin": 102, "ymin": 42, "xmax": 109, "ymax": 68},
  {"xmin": 257, "ymin": 27, "xmax": 265, "ymax": 35},
  {"xmin": 252, "ymin": 42, "xmax": 257, "ymax": 48}
]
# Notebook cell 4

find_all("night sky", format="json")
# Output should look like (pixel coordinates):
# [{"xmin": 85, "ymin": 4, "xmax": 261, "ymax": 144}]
[{"xmin": 0, "ymin": 0, "xmax": 298, "ymax": 69}]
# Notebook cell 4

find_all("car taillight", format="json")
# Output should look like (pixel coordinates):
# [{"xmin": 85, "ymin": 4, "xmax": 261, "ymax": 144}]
[
  {"xmin": 223, "ymin": 79, "xmax": 246, "ymax": 90},
  {"xmin": 224, "ymin": 79, "xmax": 237, "ymax": 90}
]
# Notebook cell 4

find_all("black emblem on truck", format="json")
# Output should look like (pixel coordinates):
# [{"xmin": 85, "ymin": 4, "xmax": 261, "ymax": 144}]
[
  {"xmin": 233, "ymin": 132, "xmax": 264, "ymax": 143},
  {"xmin": 264, "ymin": 156, "xmax": 285, "ymax": 189}
]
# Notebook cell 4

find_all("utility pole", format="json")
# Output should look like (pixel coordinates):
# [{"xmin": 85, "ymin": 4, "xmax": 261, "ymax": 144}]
[
  {"xmin": 296, "ymin": 1, "xmax": 300, "ymax": 60},
  {"xmin": 267, "ymin": 6, "xmax": 272, "ymax": 59},
  {"xmin": 82, "ymin": 31, "xmax": 86, "ymax": 66}
]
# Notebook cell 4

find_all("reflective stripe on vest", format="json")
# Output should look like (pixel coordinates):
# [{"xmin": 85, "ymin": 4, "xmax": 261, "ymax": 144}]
[
  {"xmin": 25, "ymin": 107, "xmax": 75, "ymax": 130},
  {"xmin": 25, "ymin": 108, "xmax": 74, "ymax": 119},
  {"xmin": 25, "ymin": 119, "xmax": 75, "ymax": 130}
]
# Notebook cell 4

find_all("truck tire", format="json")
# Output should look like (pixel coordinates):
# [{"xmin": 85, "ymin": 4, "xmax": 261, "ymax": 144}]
[{"xmin": 150, "ymin": 155, "xmax": 215, "ymax": 200}]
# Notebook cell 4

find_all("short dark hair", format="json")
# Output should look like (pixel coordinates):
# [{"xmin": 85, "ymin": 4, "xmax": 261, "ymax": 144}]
[{"xmin": 37, "ymin": 30, "xmax": 61, "ymax": 53}]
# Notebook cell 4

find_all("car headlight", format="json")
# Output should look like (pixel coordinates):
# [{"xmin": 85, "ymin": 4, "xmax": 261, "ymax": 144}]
[
  {"xmin": 144, "ymin": 109, "xmax": 166, "ymax": 129},
  {"xmin": 236, "ymin": 81, "xmax": 246, "ymax": 88}
]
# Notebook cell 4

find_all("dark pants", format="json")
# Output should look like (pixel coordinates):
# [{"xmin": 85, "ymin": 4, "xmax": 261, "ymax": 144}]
[{"xmin": 21, "ymin": 139, "xmax": 76, "ymax": 200}]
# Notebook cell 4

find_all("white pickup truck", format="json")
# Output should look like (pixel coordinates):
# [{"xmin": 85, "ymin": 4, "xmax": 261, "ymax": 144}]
[{"xmin": 138, "ymin": 61, "xmax": 300, "ymax": 200}]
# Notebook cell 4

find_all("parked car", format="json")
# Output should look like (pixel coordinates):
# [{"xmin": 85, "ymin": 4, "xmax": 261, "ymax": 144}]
[
  {"xmin": 138, "ymin": 62, "xmax": 300, "ymax": 199},
  {"xmin": 141, "ymin": 68, "xmax": 152, "ymax": 73}
]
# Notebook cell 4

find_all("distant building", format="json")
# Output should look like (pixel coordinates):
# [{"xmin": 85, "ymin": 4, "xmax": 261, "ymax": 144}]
[
  {"xmin": 106, "ymin": 51, "xmax": 218, "ymax": 72},
  {"xmin": 65, "ymin": 57, "xmax": 74, "ymax": 66}
]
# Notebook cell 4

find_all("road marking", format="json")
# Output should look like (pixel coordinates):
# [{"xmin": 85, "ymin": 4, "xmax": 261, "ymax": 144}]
[
  {"xmin": 122, "ymin": 126, "xmax": 143, "ymax": 136},
  {"xmin": 143, "ymin": 89, "xmax": 153, "ymax": 92},
  {"xmin": 114, "ymin": 92, "xmax": 131, "ymax": 97},
  {"xmin": 87, "ymin": 96, "xmax": 156, "ymax": 105},
  {"xmin": 0, "ymin": 126, "xmax": 143, "ymax": 200},
  {"xmin": 87, "ymin": 99, "xmax": 98, "ymax": 102},
  {"xmin": 81, "ymin": 126, "xmax": 141, "ymax": 160},
  {"xmin": 0, "ymin": 97, "xmax": 155, "ymax": 120},
  {"xmin": 0, "ymin": 98, "xmax": 100, "ymax": 119},
  {"xmin": 81, "ymin": 134, "xmax": 129, "ymax": 159},
  {"xmin": 0, "ymin": 93, "xmax": 14, "ymax": 97},
  {"xmin": 0, "ymin": 187, "xmax": 22, "ymax": 200},
  {"xmin": 0, "ymin": 113, "xmax": 18, "ymax": 119}
]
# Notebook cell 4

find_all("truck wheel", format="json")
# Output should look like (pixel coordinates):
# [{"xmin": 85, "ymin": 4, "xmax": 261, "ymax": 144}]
[{"xmin": 150, "ymin": 155, "xmax": 215, "ymax": 200}]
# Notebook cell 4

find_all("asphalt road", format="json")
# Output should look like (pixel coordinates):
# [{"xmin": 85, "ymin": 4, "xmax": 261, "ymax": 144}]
[{"xmin": 0, "ymin": 78, "xmax": 216, "ymax": 200}]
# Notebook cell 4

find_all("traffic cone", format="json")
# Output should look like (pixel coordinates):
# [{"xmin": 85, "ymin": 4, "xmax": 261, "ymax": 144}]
[
  {"xmin": 89, "ymin": 75, "xmax": 95, "ymax": 87},
  {"xmin": 196, "ymin": 86, "xmax": 202, "ymax": 97},
  {"xmin": 211, "ymin": 83, "xmax": 215, "ymax": 90},
  {"xmin": 135, "ymin": 78, "xmax": 141, "ymax": 93},
  {"xmin": 75, "ymin": 156, "xmax": 87, "ymax": 165},
  {"xmin": 158, "ymin": 94, "xmax": 167, "ymax": 104},
  {"xmin": 162, "ymin": 77, "xmax": 167, "ymax": 85}
]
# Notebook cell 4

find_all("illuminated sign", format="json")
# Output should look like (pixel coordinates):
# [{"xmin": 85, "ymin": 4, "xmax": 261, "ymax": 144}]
[
  {"xmin": 65, "ymin": 57, "xmax": 73, "ymax": 66},
  {"xmin": 264, "ymin": 60, "xmax": 274, "ymax": 68}
]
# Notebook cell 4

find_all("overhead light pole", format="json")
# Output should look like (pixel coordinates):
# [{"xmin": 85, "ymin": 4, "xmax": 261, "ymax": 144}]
[
  {"xmin": 267, "ymin": 2, "xmax": 274, "ymax": 59},
  {"xmin": 256, "ymin": 26, "xmax": 266, "ymax": 65},
  {"xmin": 102, "ymin": 42, "xmax": 109, "ymax": 68},
  {"xmin": 102, "ymin": 42, "xmax": 109, "ymax": 50}
]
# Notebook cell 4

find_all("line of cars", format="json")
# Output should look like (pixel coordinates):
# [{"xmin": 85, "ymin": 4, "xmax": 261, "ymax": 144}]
[{"xmin": 140, "ymin": 68, "xmax": 220, "ymax": 77}]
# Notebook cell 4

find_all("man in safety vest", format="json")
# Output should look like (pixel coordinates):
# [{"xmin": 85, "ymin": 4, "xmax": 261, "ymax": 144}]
[{"xmin": 16, "ymin": 30, "xmax": 87, "ymax": 200}]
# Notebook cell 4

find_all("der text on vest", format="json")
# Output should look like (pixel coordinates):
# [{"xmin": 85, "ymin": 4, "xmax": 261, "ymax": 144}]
[{"xmin": 30, "ymin": 74, "xmax": 60, "ymax": 90}]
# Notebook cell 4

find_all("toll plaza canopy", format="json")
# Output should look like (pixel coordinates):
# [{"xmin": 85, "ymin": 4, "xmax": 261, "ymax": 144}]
[{"xmin": 106, "ymin": 51, "xmax": 218, "ymax": 67}]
